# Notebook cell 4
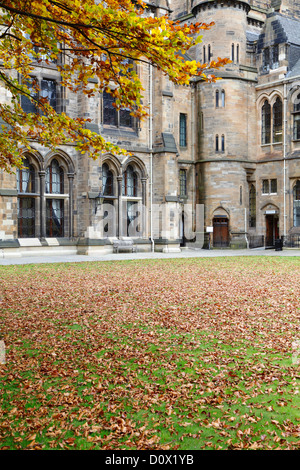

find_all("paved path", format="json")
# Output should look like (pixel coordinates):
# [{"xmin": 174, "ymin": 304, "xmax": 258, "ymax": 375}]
[{"xmin": 0, "ymin": 248, "xmax": 300, "ymax": 265}]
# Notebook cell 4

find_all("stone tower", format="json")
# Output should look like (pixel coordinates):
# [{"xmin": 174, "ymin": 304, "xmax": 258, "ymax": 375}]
[{"xmin": 192, "ymin": 0, "xmax": 259, "ymax": 247}]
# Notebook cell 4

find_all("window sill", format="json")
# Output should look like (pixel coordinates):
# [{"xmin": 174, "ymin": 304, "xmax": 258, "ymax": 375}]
[{"xmin": 45, "ymin": 193, "xmax": 69, "ymax": 198}]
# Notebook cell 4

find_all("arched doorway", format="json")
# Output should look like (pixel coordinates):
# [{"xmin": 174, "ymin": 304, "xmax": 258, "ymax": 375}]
[
  {"xmin": 265, "ymin": 213, "xmax": 279, "ymax": 247},
  {"xmin": 213, "ymin": 215, "xmax": 229, "ymax": 247}
]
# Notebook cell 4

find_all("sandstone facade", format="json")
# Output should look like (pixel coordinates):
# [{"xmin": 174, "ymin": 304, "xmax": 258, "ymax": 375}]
[{"xmin": 1, "ymin": 0, "xmax": 300, "ymax": 256}]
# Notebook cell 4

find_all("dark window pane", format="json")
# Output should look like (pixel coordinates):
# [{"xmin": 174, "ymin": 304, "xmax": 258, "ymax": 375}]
[
  {"xmin": 102, "ymin": 163, "xmax": 114, "ymax": 196},
  {"xmin": 262, "ymin": 100, "xmax": 271, "ymax": 144},
  {"xmin": 46, "ymin": 199, "xmax": 64, "ymax": 237},
  {"xmin": 263, "ymin": 48, "xmax": 270, "ymax": 69},
  {"xmin": 215, "ymin": 135, "xmax": 219, "ymax": 151},
  {"xmin": 103, "ymin": 91, "xmax": 117, "ymax": 126},
  {"xmin": 119, "ymin": 108, "xmax": 133, "ymax": 128},
  {"xmin": 221, "ymin": 135, "xmax": 225, "ymax": 152},
  {"xmin": 179, "ymin": 113, "xmax": 187, "ymax": 147},
  {"xmin": 21, "ymin": 78, "xmax": 38, "ymax": 114},
  {"xmin": 249, "ymin": 184, "xmax": 256, "ymax": 228},
  {"xmin": 18, "ymin": 197, "xmax": 35, "ymax": 237},
  {"xmin": 270, "ymin": 179, "xmax": 277, "ymax": 193},
  {"xmin": 273, "ymin": 97, "xmax": 282, "ymax": 143}
]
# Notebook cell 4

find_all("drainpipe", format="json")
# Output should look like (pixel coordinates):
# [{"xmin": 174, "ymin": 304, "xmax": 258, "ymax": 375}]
[
  {"xmin": 149, "ymin": 62, "xmax": 154, "ymax": 252},
  {"xmin": 283, "ymin": 82, "xmax": 287, "ymax": 237},
  {"xmin": 191, "ymin": 82, "xmax": 195, "ymax": 244},
  {"xmin": 245, "ymin": 207, "xmax": 249, "ymax": 249}
]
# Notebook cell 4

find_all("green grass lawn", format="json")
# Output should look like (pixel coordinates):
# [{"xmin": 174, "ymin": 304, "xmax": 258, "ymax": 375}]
[{"xmin": 0, "ymin": 257, "xmax": 299, "ymax": 450}]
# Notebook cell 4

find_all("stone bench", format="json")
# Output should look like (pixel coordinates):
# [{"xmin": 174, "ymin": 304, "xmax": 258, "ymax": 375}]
[{"xmin": 113, "ymin": 239, "xmax": 137, "ymax": 253}]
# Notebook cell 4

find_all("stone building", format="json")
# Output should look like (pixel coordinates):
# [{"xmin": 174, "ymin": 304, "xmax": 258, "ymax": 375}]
[{"xmin": 1, "ymin": 0, "xmax": 300, "ymax": 257}]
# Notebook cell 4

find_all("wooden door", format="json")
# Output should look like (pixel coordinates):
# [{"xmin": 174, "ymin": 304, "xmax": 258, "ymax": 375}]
[
  {"xmin": 213, "ymin": 217, "xmax": 229, "ymax": 247},
  {"xmin": 266, "ymin": 215, "xmax": 279, "ymax": 247}
]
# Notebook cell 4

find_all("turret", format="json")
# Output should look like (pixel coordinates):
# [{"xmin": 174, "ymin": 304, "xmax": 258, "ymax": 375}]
[{"xmin": 192, "ymin": 1, "xmax": 250, "ymax": 67}]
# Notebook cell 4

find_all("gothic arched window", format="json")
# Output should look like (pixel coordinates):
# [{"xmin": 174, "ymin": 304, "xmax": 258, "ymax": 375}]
[
  {"xmin": 46, "ymin": 159, "xmax": 64, "ymax": 237},
  {"xmin": 261, "ymin": 100, "xmax": 271, "ymax": 144},
  {"xmin": 102, "ymin": 163, "xmax": 114, "ymax": 196},
  {"xmin": 273, "ymin": 97, "xmax": 283, "ymax": 143},
  {"xmin": 46, "ymin": 159, "xmax": 64, "ymax": 194},
  {"xmin": 122, "ymin": 165, "xmax": 137, "ymax": 197},
  {"xmin": 249, "ymin": 184, "xmax": 256, "ymax": 228},
  {"xmin": 17, "ymin": 157, "xmax": 36, "ymax": 237}
]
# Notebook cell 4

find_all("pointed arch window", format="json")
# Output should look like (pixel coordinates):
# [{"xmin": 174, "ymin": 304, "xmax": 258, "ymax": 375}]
[
  {"xmin": 273, "ymin": 97, "xmax": 283, "ymax": 143},
  {"xmin": 261, "ymin": 100, "xmax": 271, "ymax": 144},
  {"xmin": 46, "ymin": 159, "xmax": 64, "ymax": 237},
  {"xmin": 249, "ymin": 184, "xmax": 256, "ymax": 228},
  {"xmin": 221, "ymin": 134, "xmax": 225, "ymax": 152},
  {"xmin": 221, "ymin": 90, "xmax": 225, "ymax": 107},
  {"xmin": 215, "ymin": 135, "xmax": 219, "ymax": 152},
  {"xmin": 46, "ymin": 159, "xmax": 64, "ymax": 194},
  {"xmin": 102, "ymin": 163, "xmax": 114, "ymax": 196},
  {"xmin": 17, "ymin": 157, "xmax": 36, "ymax": 238},
  {"xmin": 216, "ymin": 90, "xmax": 219, "ymax": 108},
  {"xmin": 293, "ymin": 180, "xmax": 300, "ymax": 227},
  {"xmin": 122, "ymin": 165, "xmax": 137, "ymax": 197}
]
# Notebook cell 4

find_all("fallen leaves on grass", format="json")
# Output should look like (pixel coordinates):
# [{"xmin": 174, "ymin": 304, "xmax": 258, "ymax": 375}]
[{"xmin": 0, "ymin": 257, "xmax": 299, "ymax": 450}]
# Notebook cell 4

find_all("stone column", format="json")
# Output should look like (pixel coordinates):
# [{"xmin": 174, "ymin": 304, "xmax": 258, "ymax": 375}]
[
  {"xmin": 68, "ymin": 173, "xmax": 74, "ymax": 238},
  {"xmin": 117, "ymin": 175, "xmax": 123, "ymax": 238},
  {"xmin": 141, "ymin": 177, "xmax": 147, "ymax": 238},
  {"xmin": 39, "ymin": 171, "xmax": 46, "ymax": 238}
]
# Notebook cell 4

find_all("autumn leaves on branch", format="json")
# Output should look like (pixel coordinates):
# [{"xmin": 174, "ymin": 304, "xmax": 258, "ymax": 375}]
[{"xmin": 0, "ymin": 0, "xmax": 230, "ymax": 171}]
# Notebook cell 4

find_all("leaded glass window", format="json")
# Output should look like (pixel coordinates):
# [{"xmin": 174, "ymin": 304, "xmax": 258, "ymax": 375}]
[
  {"xmin": 46, "ymin": 199, "xmax": 64, "ymax": 237},
  {"xmin": 17, "ymin": 158, "xmax": 36, "ymax": 238},
  {"xmin": 18, "ymin": 198, "xmax": 35, "ymax": 238},
  {"xmin": 103, "ymin": 91, "xmax": 117, "ymax": 126},
  {"xmin": 179, "ymin": 169, "xmax": 187, "ymax": 197},
  {"xmin": 103, "ymin": 91, "xmax": 134, "ymax": 128},
  {"xmin": 17, "ymin": 158, "xmax": 35, "ymax": 193},
  {"xmin": 46, "ymin": 159, "xmax": 64, "ymax": 194},
  {"xmin": 179, "ymin": 113, "xmax": 187, "ymax": 147}
]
